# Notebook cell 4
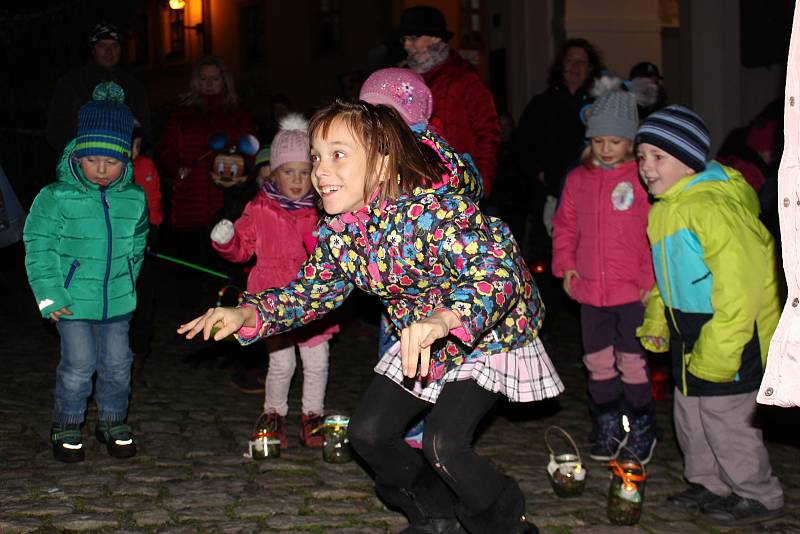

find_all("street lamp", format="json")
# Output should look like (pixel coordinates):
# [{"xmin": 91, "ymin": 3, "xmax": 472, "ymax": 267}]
[{"xmin": 168, "ymin": 0, "xmax": 204, "ymax": 36}]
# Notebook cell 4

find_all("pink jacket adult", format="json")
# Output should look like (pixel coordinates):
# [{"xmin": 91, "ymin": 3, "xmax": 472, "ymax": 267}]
[
  {"xmin": 551, "ymin": 159, "xmax": 654, "ymax": 307},
  {"xmin": 758, "ymin": 2, "xmax": 800, "ymax": 407},
  {"xmin": 213, "ymin": 191, "xmax": 338, "ymax": 346}
]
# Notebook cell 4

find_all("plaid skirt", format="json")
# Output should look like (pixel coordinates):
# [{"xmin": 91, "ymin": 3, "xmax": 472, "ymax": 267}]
[{"xmin": 374, "ymin": 337, "xmax": 564, "ymax": 404}]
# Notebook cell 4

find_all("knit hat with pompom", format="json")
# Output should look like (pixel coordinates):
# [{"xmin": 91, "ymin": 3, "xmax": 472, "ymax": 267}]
[
  {"xmin": 585, "ymin": 75, "xmax": 639, "ymax": 141},
  {"xmin": 269, "ymin": 113, "xmax": 310, "ymax": 170},
  {"xmin": 75, "ymin": 81, "xmax": 134, "ymax": 162},
  {"xmin": 359, "ymin": 67, "xmax": 432, "ymax": 129}
]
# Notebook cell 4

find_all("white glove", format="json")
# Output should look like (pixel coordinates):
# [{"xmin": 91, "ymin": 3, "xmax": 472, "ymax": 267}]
[
  {"xmin": 210, "ymin": 219, "xmax": 234, "ymax": 245},
  {"xmin": 543, "ymin": 195, "xmax": 558, "ymax": 237}
]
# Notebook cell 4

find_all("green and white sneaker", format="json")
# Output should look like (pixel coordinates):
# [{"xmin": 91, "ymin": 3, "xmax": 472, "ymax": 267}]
[
  {"xmin": 95, "ymin": 421, "xmax": 137, "ymax": 459},
  {"xmin": 51, "ymin": 422, "xmax": 84, "ymax": 463}
]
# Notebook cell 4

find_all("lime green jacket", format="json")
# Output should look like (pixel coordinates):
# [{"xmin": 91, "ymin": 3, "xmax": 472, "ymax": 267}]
[
  {"xmin": 637, "ymin": 162, "xmax": 780, "ymax": 396},
  {"xmin": 24, "ymin": 140, "xmax": 149, "ymax": 320}
]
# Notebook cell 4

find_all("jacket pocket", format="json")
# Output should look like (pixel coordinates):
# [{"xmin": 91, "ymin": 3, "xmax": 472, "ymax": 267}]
[{"xmin": 64, "ymin": 259, "xmax": 80, "ymax": 289}]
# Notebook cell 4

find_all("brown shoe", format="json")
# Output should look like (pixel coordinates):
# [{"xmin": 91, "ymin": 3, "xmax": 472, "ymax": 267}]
[{"xmin": 300, "ymin": 413, "xmax": 324, "ymax": 448}]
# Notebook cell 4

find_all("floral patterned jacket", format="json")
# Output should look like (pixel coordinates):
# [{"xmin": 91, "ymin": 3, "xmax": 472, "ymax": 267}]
[{"xmin": 237, "ymin": 188, "xmax": 544, "ymax": 379}]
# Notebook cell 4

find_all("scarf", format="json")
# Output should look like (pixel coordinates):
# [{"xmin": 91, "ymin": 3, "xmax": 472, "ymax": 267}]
[
  {"xmin": 408, "ymin": 42, "xmax": 450, "ymax": 74},
  {"xmin": 263, "ymin": 180, "xmax": 317, "ymax": 211}
]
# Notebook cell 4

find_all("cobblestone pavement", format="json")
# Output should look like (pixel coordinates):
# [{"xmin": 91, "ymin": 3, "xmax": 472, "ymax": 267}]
[{"xmin": 2, "ymin": 247, "xmax": 800, "ymax": 533}]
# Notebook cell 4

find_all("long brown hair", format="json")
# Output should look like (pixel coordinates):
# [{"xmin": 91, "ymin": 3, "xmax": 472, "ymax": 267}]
[{"xmin": 309, "ymin": 99, "xmax": 447, "ymax": 203}]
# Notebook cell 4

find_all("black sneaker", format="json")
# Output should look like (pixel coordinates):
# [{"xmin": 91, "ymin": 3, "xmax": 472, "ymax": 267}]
[
  {"xmin": 95, "ymin": 421, "xmax": 137, "ymax": 459},
  {"xmin": 51, "ymin": 422, "xmax": 84, "ymax": 463},
  {"xmin": 701, "ymin": 494, "xmax": 784, "ymax": 525},
  {"xmin": 667, "ymin": 484, "xmax": 724, "ymax": 511}
]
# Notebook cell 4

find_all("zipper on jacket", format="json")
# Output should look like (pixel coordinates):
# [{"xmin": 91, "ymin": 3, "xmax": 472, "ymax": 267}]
[
  {"xmin": 64, "ymin": 259, "xmax": 80, "ymax": 288},
  {"xmin": 127, "ymin": 257, "xmax": 136, "ymax": 292},
  {"xmin": 659, "ymin": 238, "xmax": 688, "ymax": 396},
  {"xmin": 101, "ymin": 189, "xmax": 112, "ymax": 320}
]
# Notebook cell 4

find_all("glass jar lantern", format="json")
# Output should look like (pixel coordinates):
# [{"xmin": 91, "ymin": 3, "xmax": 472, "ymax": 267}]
[
  {"xmin": 545, "ymin": 426, "xmax": 587, "ymax": 498},
  {"xmin": 247, "ymin": 413, "xmax": 281, "ymax": 460},
  {"xmin": 607, "ymin": 457, "xmax": 646, "ymax": 525},
  {"xmin": 322, "ymin": 414, "xmax": 352, "ymax": 463}
]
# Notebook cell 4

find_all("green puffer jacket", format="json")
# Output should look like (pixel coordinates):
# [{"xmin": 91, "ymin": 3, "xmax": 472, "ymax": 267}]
[{"xmin": 24, "ymin": 139, "xmax": 149, "ymax": 320}]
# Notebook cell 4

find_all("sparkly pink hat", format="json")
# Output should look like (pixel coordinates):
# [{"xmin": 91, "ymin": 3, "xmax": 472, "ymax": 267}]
[
  {"xmin": 270, "ymin": 113, "xmax": 310, "ymax": 170},
  {"xmin": 359, "ymin": 68, "xmax": 432, "ymax": 128}
]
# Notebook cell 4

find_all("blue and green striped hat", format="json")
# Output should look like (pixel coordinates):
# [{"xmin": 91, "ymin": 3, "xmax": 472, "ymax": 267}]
[{"xmin": 74, "ymin": 82, "xmax": 134, "ymax": 162}]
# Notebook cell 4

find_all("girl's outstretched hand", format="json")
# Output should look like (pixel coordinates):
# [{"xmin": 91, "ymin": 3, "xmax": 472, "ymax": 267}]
[
  {"xmin": 400, "ymin": 310, "xmax": 461, "ymax": 378},
  {"xmin": 177, "ymin": 306, "xmax": 256, "ymax": 341}
]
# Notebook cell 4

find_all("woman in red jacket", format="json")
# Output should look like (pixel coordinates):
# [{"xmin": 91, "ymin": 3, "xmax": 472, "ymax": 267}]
[{"xmin": 157, "ymin": 56, "xmax": 256, "ymax": 306}]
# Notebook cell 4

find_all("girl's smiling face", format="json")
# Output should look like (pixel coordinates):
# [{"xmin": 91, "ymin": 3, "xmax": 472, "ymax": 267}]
[
  {"xmin": 311, "ymin": 119, "xmax": 376, "ymax": 215},
  {"xmin": 637, "ymin": 142, "xmax": 695, "ymax": 195}
]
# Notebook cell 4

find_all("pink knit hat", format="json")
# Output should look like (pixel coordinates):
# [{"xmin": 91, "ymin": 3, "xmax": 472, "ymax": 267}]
[
  {"xmin": 359, "ymin": 68, "xmax": 432, "ymax": 128},
  {"xmin": 269, "ymin": 113, "xmax": 310, "ymax": 170}
]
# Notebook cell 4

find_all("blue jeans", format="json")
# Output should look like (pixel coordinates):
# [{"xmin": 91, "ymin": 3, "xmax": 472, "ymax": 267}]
[{"xmin": 54, "ymin": 315, "xmax": 133, "ymax": 425}]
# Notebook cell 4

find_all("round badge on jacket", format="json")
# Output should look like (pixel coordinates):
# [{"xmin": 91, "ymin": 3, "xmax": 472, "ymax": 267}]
[{"xmin": 611, "ymin": 181, "xmax": 634, "ymax": 211}]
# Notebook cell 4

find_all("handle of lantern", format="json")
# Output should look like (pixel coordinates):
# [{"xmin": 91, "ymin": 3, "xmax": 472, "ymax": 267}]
[
  {"xmin": 544, "ymin": 425, "xmax": 583, "ymax": 463},
  {"xmin": 609, "ymin": 451, "xmax": 647, "ymax": 485}
]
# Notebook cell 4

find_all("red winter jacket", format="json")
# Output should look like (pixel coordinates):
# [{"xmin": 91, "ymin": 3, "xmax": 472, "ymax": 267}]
[
  {"xmin": 212, "ymin": 192, "xmax": 338, "ymax": 346},
  {"xmin": 157, "ymin": 95, "xmax": 256, "ymax": 229},
  {"xmin": 133, "ymin": 155, "xmax": 163, "ymax": 227},
  {"xmin": 551, "ymin": 159, "xmax": 654, "ymax": 307},
  {"xmin": 423, "ymin": 51, "xmax": 500, "ymax": 199}
]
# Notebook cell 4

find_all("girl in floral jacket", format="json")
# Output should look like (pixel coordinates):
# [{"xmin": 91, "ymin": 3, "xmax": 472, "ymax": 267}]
[{"xmin": 179, "ymin": 100, "xmax": 561, "ymax": 534}]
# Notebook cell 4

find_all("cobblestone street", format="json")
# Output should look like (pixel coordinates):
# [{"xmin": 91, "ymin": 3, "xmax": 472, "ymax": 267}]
[{"xmin": 2, "ymin": 244, "xmax": 800, "ymax": 533}]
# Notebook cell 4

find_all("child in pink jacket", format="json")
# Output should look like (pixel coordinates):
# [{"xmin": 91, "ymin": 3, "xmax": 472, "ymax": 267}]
[
  {"xmin": 552, "ymin": 78, "xmax": 656, "ymax": 463},
  {"xmin": 210, "ymin": 114, "xmax": 337, "ymax": 449}
]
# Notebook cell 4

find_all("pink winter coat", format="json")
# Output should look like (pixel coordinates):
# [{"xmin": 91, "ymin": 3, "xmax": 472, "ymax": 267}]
[
  {"xmin": 758, "ymin": 2, "xmax": 800, "ymax": 407},
  {"xmin": 551, "ymin": 159, "xmax": 654, "ymax": 307},
  {"xmin": 213, "ymin": 192, "xmax": 338, "ymax": 346}
]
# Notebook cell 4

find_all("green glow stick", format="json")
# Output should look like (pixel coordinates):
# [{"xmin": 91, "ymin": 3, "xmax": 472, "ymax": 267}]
[{"xmin": 149, "ymin": 251, "xmax": 231, "ymax": 280}]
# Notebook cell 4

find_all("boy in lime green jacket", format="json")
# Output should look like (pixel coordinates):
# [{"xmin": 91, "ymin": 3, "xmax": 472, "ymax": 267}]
[
  {"xmin": 24, "ymin": 82, "xmax": 148, "ymax": 463},
  {"xmin": 635, "ymin": 105, "xmax": 783, "ymax": 525}
]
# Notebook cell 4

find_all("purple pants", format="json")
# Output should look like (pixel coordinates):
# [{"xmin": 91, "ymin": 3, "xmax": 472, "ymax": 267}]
[{"xmin": 581, "ymin": 302, "xmax": 651, "ymax": 410}]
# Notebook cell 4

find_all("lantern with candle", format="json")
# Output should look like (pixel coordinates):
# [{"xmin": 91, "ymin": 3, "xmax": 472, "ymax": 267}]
[
  {"xmin": 607, "ymin": 455, "xmax": 647, "ymax": 525},
  {"xmin": 545, "ymin": 426, "xmax": 587, "ymax": 497},
  {"xmin": 322, "ymin": 414, "xmax": 352, "ymax": 463},
  {"xmin": 247, "ymin": 413, "xmax": 281, "ymax": 460}
]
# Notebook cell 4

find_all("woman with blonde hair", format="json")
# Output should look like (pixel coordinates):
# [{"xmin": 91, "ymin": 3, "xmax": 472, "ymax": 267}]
[{"xmin": 157, "ymin": 55, "xmax": 256, "ymax": 307}]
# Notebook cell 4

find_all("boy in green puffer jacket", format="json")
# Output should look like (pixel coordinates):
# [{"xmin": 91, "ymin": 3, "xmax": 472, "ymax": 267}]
[{"xmin": 24, "ymin": 82, "xmax": 148, "ymax": 463}]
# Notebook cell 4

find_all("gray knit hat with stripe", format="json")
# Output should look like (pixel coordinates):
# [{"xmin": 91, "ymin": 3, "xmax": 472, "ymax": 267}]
[
  {"xmin": 635, "ymin": 105, "xmax": 710, "ymax": 172},
  {"xmin": 585, "ymin": 89, "xmax": 639, "ymax": 141}
]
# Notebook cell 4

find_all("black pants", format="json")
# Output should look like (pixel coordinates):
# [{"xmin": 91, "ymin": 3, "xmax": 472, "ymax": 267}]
[{"xmin": 349, "ymin": 375, "xmax": 505, "ymax": 513}]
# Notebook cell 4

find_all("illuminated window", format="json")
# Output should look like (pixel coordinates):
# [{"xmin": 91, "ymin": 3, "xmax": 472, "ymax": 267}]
[{"xmin": 460, "ymin": 0, "xmax": 483, "ymax": 49}]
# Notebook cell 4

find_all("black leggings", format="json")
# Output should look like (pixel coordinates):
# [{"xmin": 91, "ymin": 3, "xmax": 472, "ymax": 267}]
[{"xmin": 349, "ymin": 374, "xmax": 504, "ymax": 513}]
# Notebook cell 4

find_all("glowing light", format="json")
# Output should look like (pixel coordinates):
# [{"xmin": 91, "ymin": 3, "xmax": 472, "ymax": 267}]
[{"xmin": 169, "ymin": 0, "xmax": 186, "ymax": 9}]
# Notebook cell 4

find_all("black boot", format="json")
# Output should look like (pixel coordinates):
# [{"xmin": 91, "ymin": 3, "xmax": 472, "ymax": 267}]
[
  {"xmin": 376, "ymin": 467, "xmax": 465, "ymax": 534},
  {"xmin": 456, "ymin": 476, "xmax": 538, "ymax": 534}
]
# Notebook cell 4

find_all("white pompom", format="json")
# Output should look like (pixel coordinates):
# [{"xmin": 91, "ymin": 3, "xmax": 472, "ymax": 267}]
[
  {"xmin": 279, "ymin": 113, "xmax": 308, "ymax": 132},
  {"xmin": 589, "ymin": 75, "xmax": 624, "ymax": 99}
]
